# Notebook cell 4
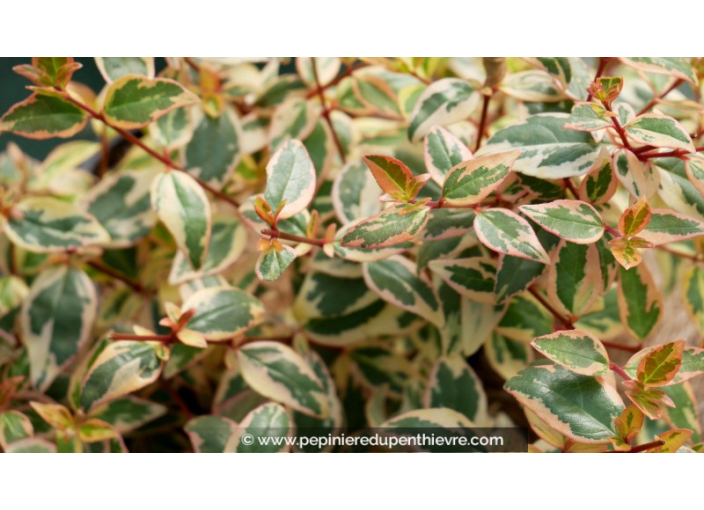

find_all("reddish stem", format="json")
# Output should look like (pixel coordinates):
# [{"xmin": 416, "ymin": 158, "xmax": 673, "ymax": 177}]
[
  {"xmin": 87, "ymin": 260, "xmax": 146, "ymax": 294},
  {"xmin": 601, "ymin": 340, "xmax": 639, "ymax": 353},
  {"xmin": 636, "ymin": 79, "xmax": 683, "ymax": 116},
  {"xmin": 609, "ymin": 439, "xmax": 664, "ymax": 453},
  {"xmin": 109, "ymin": 332, "xmax": 173, "ymax": 342},
  {"xmin": 311, "ymin": 58, "xmax": 346, "ymax": 164},
  {"xmin": 475, "ymin": 93, "xmax": 492, "ymax": 152},
  {"xmin": 638, "ymin": 146, "xmax": 704, "ymax": 161},
  {"xmin": 529, "ymin": 287, "xmax": 574, "ymax": 329},
  {"xmin": 563, "ymin": 178, "xmax": 580, "ymax": 198},
  {"xmin": 585, "ymin": 58, "xmax": 609, "ymax": 103},
  {"xmin": 609, "ymin": 362, "xmax": 633, "ymax": 381},
  {"xmin": 261, "ymin": 228, "xmax": 325, "ymax": 247},
  {"xmin": 305, "ymin": 62, "xmax": 368, "ymax": 99}
]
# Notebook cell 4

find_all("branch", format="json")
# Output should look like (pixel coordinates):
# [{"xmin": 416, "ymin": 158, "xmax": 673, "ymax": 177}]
[
  {"xmin": 261, "ymin": 228, "xmax": 326, "ymax": 247},
  {"xmin": 637, "ymin": 78, "xmax": 683, "ymax": 116},
  {"xmin": 609, "ymin": 439, "xmax": 664, "ymax": 453},
  {"xmin": 475, "ymin": 93, "xmax": 492, "ymax": 152},
  {"xmin": 311, "ymin": 58, "xmax": 346, "ymax": 164},
  {"xmin": 59, "ymin": 90, "xmax": 241, "ymax": 209},
  {"xmin": 609, "ymin": 362, "xmax": 633, "ymax": 381},
  {"xmin": 109, "ymin": 332, "xmax": 173, "ymax": 342},
  {"xmin": 529, "ymin": 287, "xmax": 574, "ymax": 329},
  {"xmin": 305, "ymin": 62, "xmax": 368, "ymax": 99},
  {"xmin": 86, "ymin": 260, "xmax": 146, "ymax": 294},
  {"xmin": 601, "ymin": 340, "xmax": 639, "ymax": 354}
]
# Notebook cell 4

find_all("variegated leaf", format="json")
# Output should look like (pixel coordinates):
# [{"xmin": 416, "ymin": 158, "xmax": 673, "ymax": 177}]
[
  {"xmin": 618, "ymin": 264, "xmax": 662, "ymax": 340},
  {"xmin": 619, "ymin": 57, "xmax": 697, "ymax": 85},
  {"xmin": 4, "ymin": 197, "xmax": 110, "ymax": 253},
  {"xmin": 638, "ymin": 209, "xmax": 704, "ymax": 246},
  {"xmin": 151, "ymin": 107, "xmax": 193, "ymax": 149},
  {"xmin": 103, "ymin": 75, "xmax": 199, "ymax": 129},
  {"xmin": 624, "ymin": 113, "xmax": 694, "ymax": 152},
  {"xmin": 474, "ymin": 208, "xmax": 549, "ymax": 263},
  {"xmin": 226, "ymin": 403, "xmax": 292, "ymax": 453},
  {"xmin": 269, "ymin": 97, "xmax": 316, "ymax": 152},
  {"xmin": 500, "ymin": 70, "xmax": 565, "ymax": 102},
  {"xmin": 505, "ymin": 363, "xmax": 624, "ymax": 443},
  {"xmin": 479, "ymin": 113, "xmax": 600, "ymax": 178},
  {"xmin": 341, "ymin": 202, "xmax": 430, "ymax": 249},
  {"xmin": 169, "ymin": 216, "xmax": 246, "ymax": 284},
  {"xmin": 423, "ymin": 208, "xmax": 475, "ymax": 241},
  {"xmin": 684, "ymin": 266, "xmax": 704, "ymax": 334},
  {"xmin": 0, "ymin": 411, "xmax": 33, "ymax": 449},
  {"xmin": 79, "ymin": 340, "xmax": 167, "ymax": 412},
  {"xmin": 185, "ymin": 107, "xmax": 242, "ymax": 188},
  {"xmin": 95, "ymin": 57, "xmax": 155, "ymax": 82},
  {"xmin": 578, "ymin": 148, "xmax": 617, "ymax": 205},
  {"xmin": 662, "ymin": 382, "xmax": 702, "ymax": 443},
  {"xmin": 441, "ymin": 151, "xmax": 520, "ymax": 206},
  {"xmin": 21, "ymin": 266, "xmax": 97, "ymax": 391},
  {"xmin": 520, "ymin": 199, "xmax": 604, "ymax": 244},
  {"xmin": 381, "ymin": 408, "xmax": 473, "ymax": 428},
  {"xmin": 611, "ymin": 148, "xmax": 659, "ymax": 199},
  {"xmin": 684, "ymin": 155, "xmax": 704, "ymax": 197},
  {"xmin": 255, "ymin": 244, "xmax": 297, "ymax": 281},
  {"xmin": 619, "ymin": 197, "xmax": 651, "ymax": 237},
  {"xmin": 547, "ymin": 240, "xmax": 602, "ymax": 317},
  {"xmin": 84, "ymin": 168, "xmax": 158, "ymax": 248},
  {"xmin": 182, "ymin": 286, "xmax": 263, "ymax": 341},
  {"xmin": 362, "ymin": 154, "xmax": 414, "ymax": 200},
  {"xmin": 0, "ymin": 93, "xmax": 87, "ymax": 139},
  {"xmin": 532, "ymin": 329, "xmax": 609, "ymax": 376},
  {"xmin": 363, "ymin": 255, "xmax": 443, "ymax": 326},
  {"xmin": 424, "ymin": 126, "xmax": 473, "ymax": 185},
  {"xmin": 424, "ymin": 355, "xmax": 487, "ymax": 423},
  {"xmin": 429, "ymin": 257, "xmax": 496, "ymax": 304},
  {"xmin": 151, "ymin": 170, "xmax": 211, "ymax": 270},
  {"xmin": 90, "ymin": 396, "xmax": 167, "ymax": 434},
  {"xmin": 5, "ymin": 437, "xmax": 57, "ymax": 453},
  {"xmin": 0, "ymin": 275, "xmax": 29, "ymax": 318},
  {"xmin": 237, "ymin": 341, "xmax": 328, "ymax": 418},
  {"xmin": 332, "ymin": 159, "xmax": 382, "ymax": 225},
  {"xmin": 408, "ymin": 78, "xmax": 479, "ymax": 142},
  {"xmin": 637, "ymin": 340, "xmax": 685, "ymax": 387},
  {"xmin": 486, "ymin": 333, "xmax": 533, "ymax": 380},
  {"xmin": 185, "ymin": 415, "xmax": 236, "ymax": 453},
  {"xmin": 263, "ymin": 139, "xmax": 316, "ymax": 219},
  {"xmin": 296, "ymin": 57, "xmax": 341, "ymax": 87},
  {"xmin": 565, "ymin": 102, "xmax": 613, "ymax": 132}
]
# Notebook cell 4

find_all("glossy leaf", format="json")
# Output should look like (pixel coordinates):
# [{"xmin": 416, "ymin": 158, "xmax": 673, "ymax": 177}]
[
  {"xmin": 474, "ymin": 208, "xmax": 549, "ymax": 263},
  {"xmin": 531, "ymin": 329, "xmax": 609, "ymax": 376}
]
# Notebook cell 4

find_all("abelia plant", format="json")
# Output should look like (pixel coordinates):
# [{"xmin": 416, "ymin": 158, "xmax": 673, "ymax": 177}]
[{"xmin": 0, "ymin": 57, "xmax": 703, "ymax": 453}]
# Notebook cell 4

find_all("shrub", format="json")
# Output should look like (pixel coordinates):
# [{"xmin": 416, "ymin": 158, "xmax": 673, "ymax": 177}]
[{"xmin": 0, "ymin": 57, "xmax": 703, "ymax": 453}]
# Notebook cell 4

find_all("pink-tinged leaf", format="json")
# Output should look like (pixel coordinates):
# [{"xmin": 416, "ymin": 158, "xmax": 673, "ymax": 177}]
[
  {"xmin": 441, "ymin": 151, "xmax": 521, "ymax": 207},
  {"xmin": 637, "ymin": 340, "xmax": 685, "ymax": 387},
  {"xmin": 609, "ymin": 237, "xmax": 652, "ymax": 270},
  {"xmin": 578, "ymin": 148, "xmax": 617, "ymax": 205},
  {"xmin": 474, "ymin": 208, "xmax": 550, "ymax": 263},
  {"xmin": 363, "ymin": 155, "xmax": 414, "ymax": 201},
  {"xmin": 619, "ymin": 197, "xmax": 651, "ymax": 237},
  {"xmin": 531, "ymin": 329, "xmax": 609, "ymax": 376},
  {"xmin": 650, "ymin": 428, "xmax": 693, "ymax": 453},
  {"xmin": 684, "ymin": 155, "xmax": 704, "ymax": 197},
  {"xmin": 637, "ymin": 209, "xmax": 704, "ymax": 246},
  {"xmin": 341, "ymin": 202, "xmax": 430, "ymax": 249},
  {"xmin": 624, "ymin": 113, "xmax": 694, "ymax": 152},
  {"xmin": 0, "ymin": 93, "xmax": 88, "ymax": 140},
  {"xmin": 611, "ymin": 148, "xmax": 659, "ymax": 199}
]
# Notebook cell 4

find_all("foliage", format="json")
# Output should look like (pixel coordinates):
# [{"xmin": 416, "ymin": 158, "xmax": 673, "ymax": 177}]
[{"xmin": 0, "ymin": 56, "xmax": 703, "ymax": 453}]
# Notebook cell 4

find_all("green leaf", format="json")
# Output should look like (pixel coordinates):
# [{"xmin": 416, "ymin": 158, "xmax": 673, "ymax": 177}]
[
  {"xmin": 429, "ymin": 257, "xmax": 496, "ymax": 304},
  {"xmin": 637, "ymin": 340, "xmax": 684, "ymax": 387},
  {"xmin": 408, "ymin": 78, "xmax": 479, "ymax": 142},
  {"xmin": 532, "ymin": 329, "xmax": 609, "ymax": 376},
  {"xmin": 422, "ymin": 208, "xmax": 475, "ymax": 241},
  {"xmin": 0, "ymin": 275, "xmax": 29, "ymax": 318},
  {"xmin": 84, "ymin": 168, "xmax": 157, "ymax": 248},
  {"xmin": 546, "ymin": 240, "xmax": 602, "ymax": 317},
  {"xmin": 505, "ymin": 363, "xmax": 624, "ymax": 443},
  {"xmin": 5, "ymin": 197, "xmax": 110, "ymax": 253},
  {"xmin": 424, "ymin": 355, "xmax": 487, "ymax": 423},
  {"xmin": 185, "ymin": 107, "xmax": 242, "ymax": 188},
  {"xmin": 496, "ymin": 293, "xmax": 552, "ymax": 342},
  {"xmin": 364, "ymin": 255, "xmax": 443, "ymax": 326},
  {"xmin": 21, "ymin": 266, "xmax": 97, "ymax": 391},
  {"xmin": 620, "ymin": 57, "xmax": 697, "ymax": 85},
  {"xmin": 185, "ymin": 415, "xmax": 236, "ymax": 453},
  {"xmin": 519, "ymin": 199, "xmax": 604, "ymax": 244},
  {"xmin": 95, "ymin": 57, "xmax": 155, "ymax": 82},
  {"xmin": 263, "ymin": 139, "xmax": 316, "ymax": 219},
  {"xmin": 296, "ymin": 57, "xmax": 341, "ymax": 87},
  {"xmin": 618, "ymin": 264, "xmax": 662, "ymax": 340},
  {"xmin": 662, "ymin": 382, "xmax": 702, "ymax": 443},
  {"xmin": 341, "ymin": 202, "xmax": 429, "ymax": 249},
  {"xmin": 684, "ymin": 155, "xmax": 704, "ymax": 197},
  {"xmin": 638, "ymin": 209, "xmax": 704, "ymax": 246},
  {"xmin": 332, "ymin": 159, "xmax": 382, "ymax": 224},
  {"xmin": 684, "ymin": 266, "xmax": 704, "ymax": 334},
  {"xmin": 79, "ymin": 340, "xmax": 167, "ymax": 412},
  {"xmin": 90, "ymin": 396, "xmax": 167, "ymax": 434},
  {"xmin": 619, "ymin": 197, "xmax": 651, "ymax": 237},
  {"xmin": 255, "ymin": 244, "xmax": 297, "ymax": 281},
  {"xmin": 441, "ymin": 151, "xmax": 520, "ymax": 206},
  {"xmin": 236, "ymin": 341, "xmax": 329, "ymax": 418},
  {"xmin": 151, "ymin": 170, "xmax": 211, "ymax": 270},
  {"xmin": 424, "ymin": 126, "xmax": 472, "ymax": 185},
  {"xmin": 269, "ymin": 97, "xmax": 316, "ymax": 152},
  {"xmin": 381, "ymin": 408, "xmax": 473, "ymax": 428},
  {"xmin": 480, "ymin": 113, "xmax": 600, "ymax": 178},
  {"xmin": 103, "ymin": 75, "xmax": 199, "ymax": 129},
  {"xmin": 226, "ymin": 403, "xmax": 292, "ymax": 453},
  {"xmin": 169, "ymin": 215, "xmax": 246, "ymax": 284},
  {"xmin": 0, "ymin": 411, "xmax": 33, "ymax": 449},
  {"xmin": 0, "ymin": 93, "xmax": 88, "ymax": 139},
  {"xmin": 182, "ymin": 286, "xmax": 263, "ymax": 341},
  {"xmin": 5, "ymin": 437, "xmax": 56, "ymax": 453},
  {"xmin": 624, "ymin": 113, "xmax": 694, "ymax": 152},
  {"xmin": 474, "ymin": 208, "xmax": 549, "ymax": 263},
  {"xmin": 151, "ymin": 107, "xmax": 192, "ymax": 149},
  {"xmin": 578, "ymin": 148, "xmax": 617, "ymax": 205}
]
